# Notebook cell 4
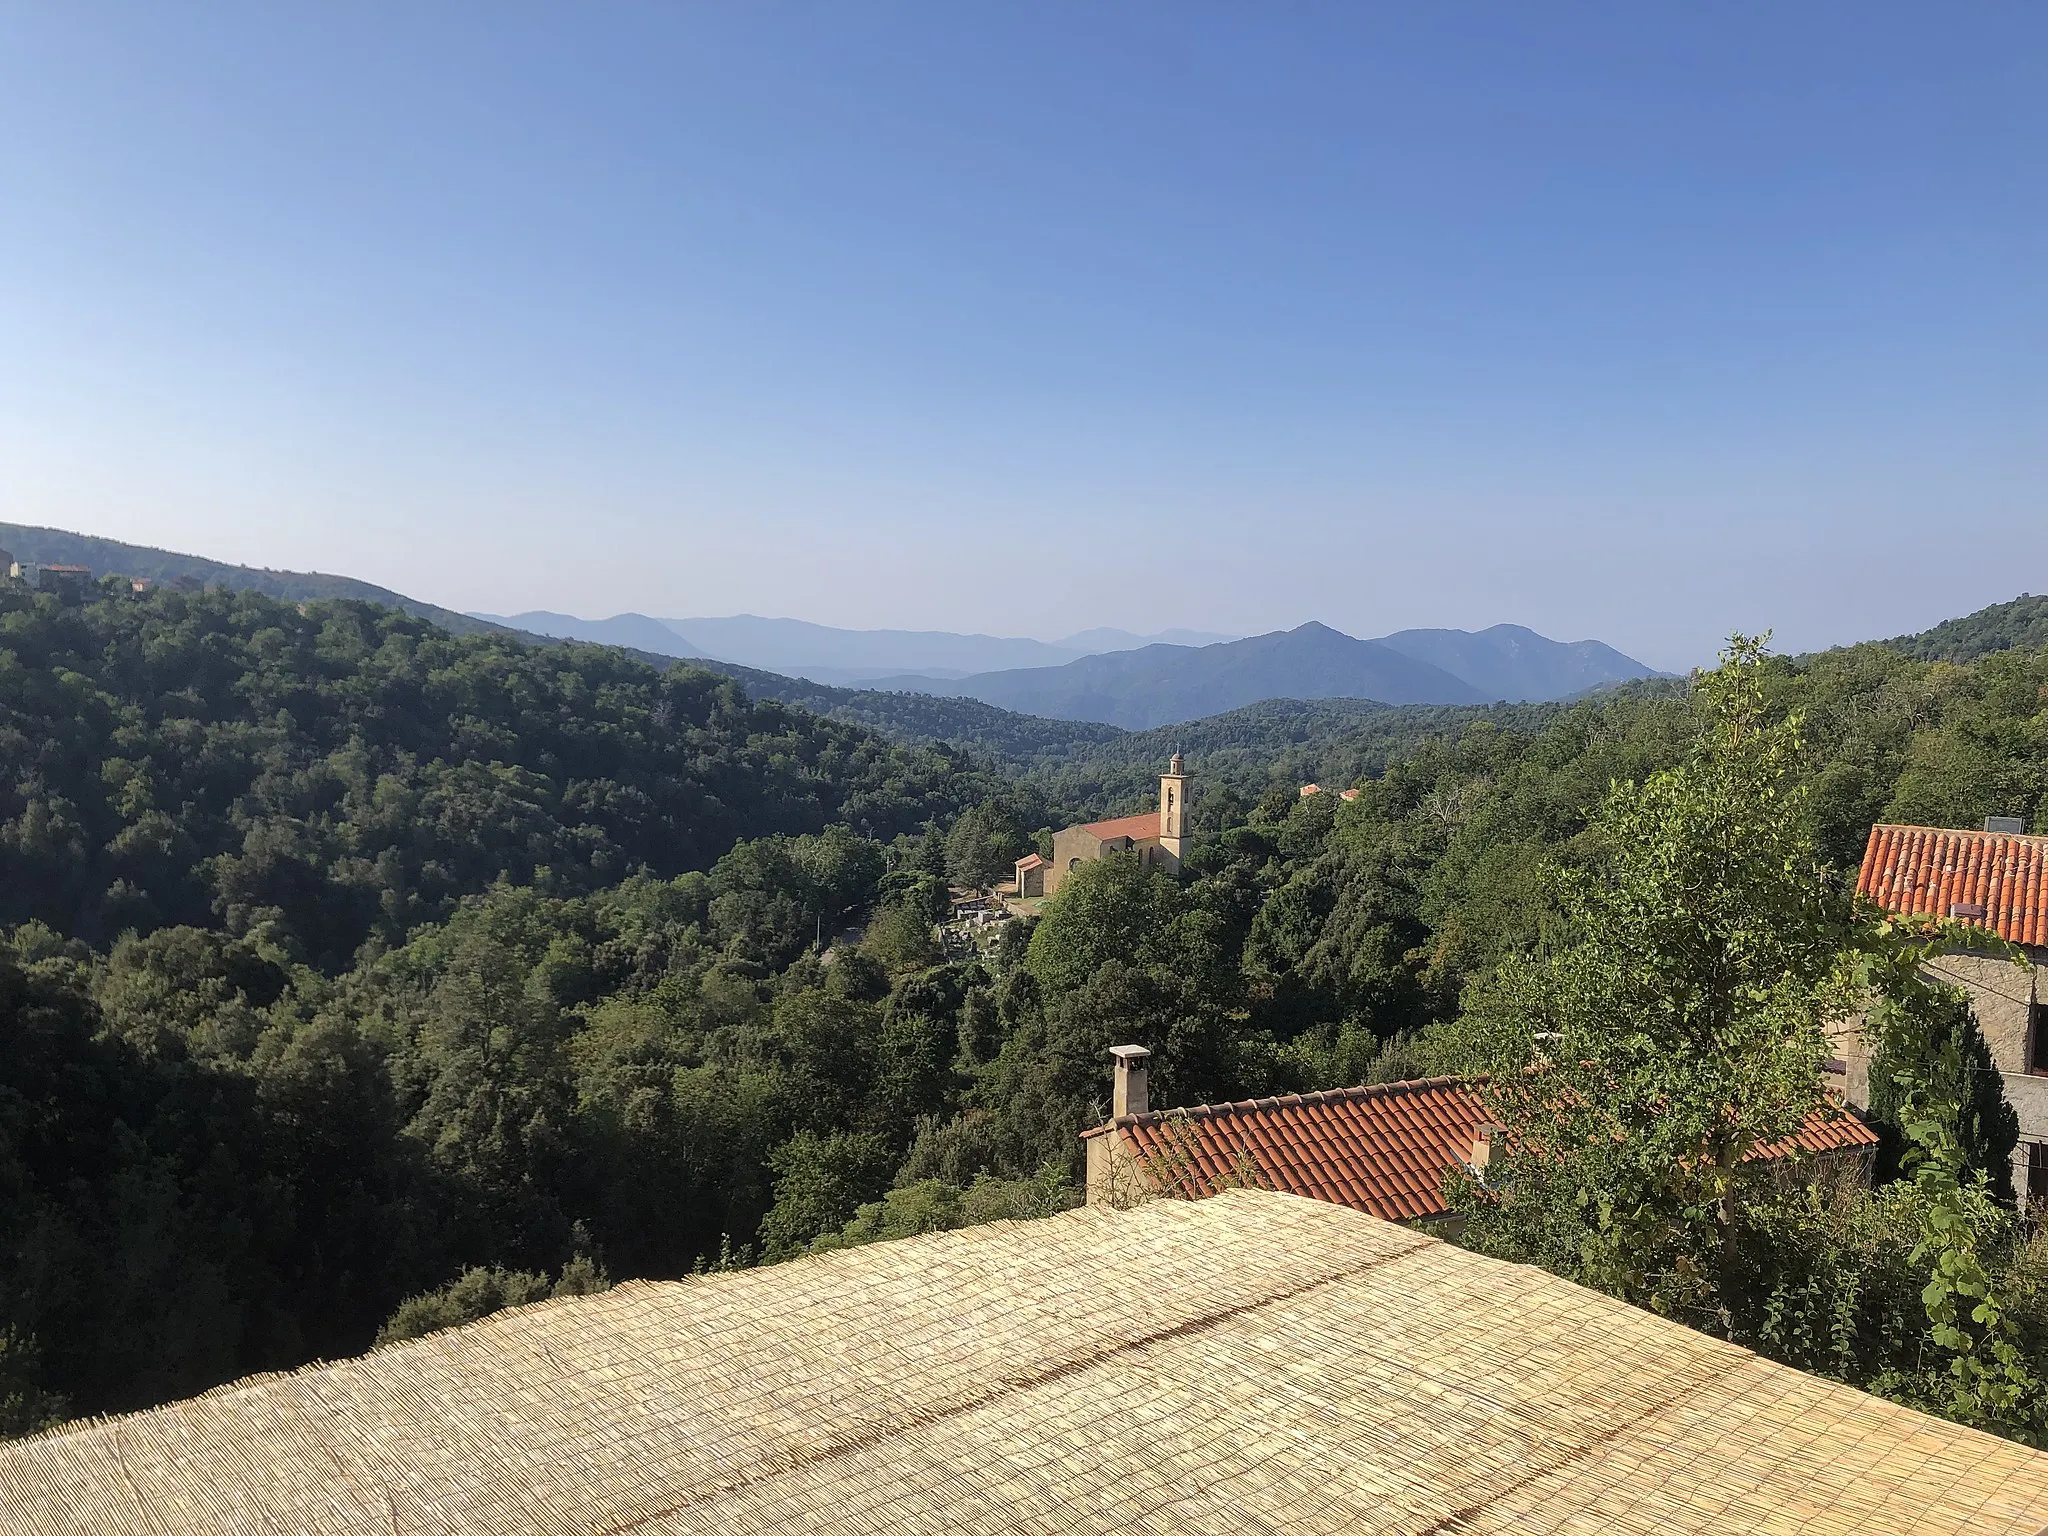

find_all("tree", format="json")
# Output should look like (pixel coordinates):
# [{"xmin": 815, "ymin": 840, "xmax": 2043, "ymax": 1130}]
[
  {"xmin": 1865, "ymin": 987, "xmax": 2018, "ymax": 1203},
  {"xmin": 373, "ymin": 1256, "xmax": 609, "ymax": 1347},
  {"xmin": 945, "ymin": 799, "xmax": 1030, "ymax": 888},
  {"xmin": 756, "ymin": 1131, "xmax": 893, "ymax": 1261},
  {"xmin": 1855, "ymin": 918, "xmax": 2044, "ymax": 1440},
  {"xmin": 1437, "ymin": 639, "xmax": 1856, "ymax": 1332},
  {"xmin": 1024, "ymin": 856, "xmax": 1182, "ymax": 997}
]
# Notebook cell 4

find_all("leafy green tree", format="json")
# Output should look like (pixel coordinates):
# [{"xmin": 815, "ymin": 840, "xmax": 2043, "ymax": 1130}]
[
  {"xmin": 1866, "ymin": 988, "xmax": 2018, "ymax": 1203},
  {"xmin": 1024, "ymin": 856, "xmax": 1183, "ymax": 996},
  {"xmin": 0, "ymin": 585, "xmax": 992, "ymax": 961},
  {"xmin": 1438, "ymin": 639, "xmax": 1856, "ymax": 1332},
  {"xmin": 373, "ymin": 1256, "xmax": 608, "ymax": 1347},
  {"xmin": 807, "ymin": 1165, "xmax": 1074, "ymax": 1254},
  {"xmin": 756, "ymin": 1131, "xmax": 894, "ymax": 1261},
  {"xmin": 946, "ymin": 798, "xmax": 1030, "ymax": 888},
  {"xmin": 1856, "ymin": 919, "xmax": 2045, "ymax": 1441},
  {"xmin": 860, "ymin": 897, "xmax": 942, "ymax": 973}
]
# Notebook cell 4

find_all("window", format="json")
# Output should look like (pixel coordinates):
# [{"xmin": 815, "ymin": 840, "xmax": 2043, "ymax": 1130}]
[
  {"xmin": 2029, "ymin": 1143, "xmax": 2048, "ymax": 1210},
  {"xmin": 2031, "ymin": 1002, "xmax": 2048, "ymax": 1075}
]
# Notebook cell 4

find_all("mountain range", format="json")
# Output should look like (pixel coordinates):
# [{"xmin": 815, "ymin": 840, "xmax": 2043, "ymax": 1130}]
[
  {"xmin": 0, "ymin": 523, "xmax": 1663, "ymax": 727},
  {"xmin": 855, "ymin": 622, "xmax": 1661, "ymax": 729},
  {"xmin": 475, "ymin": 611, "xmax": 1234, "ymax": 683},
  {"xmin": 479, "ymin": 609, "xmax": 1662, "ymax": 720},
  {"xmin": 3, "ymin": 519, "xmax": 2041, "ymax": 751}
]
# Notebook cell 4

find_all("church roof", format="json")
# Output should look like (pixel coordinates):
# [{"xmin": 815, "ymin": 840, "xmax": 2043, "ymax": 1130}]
[{"xmin": 1080, "ymin": 811, "xmax": 1159, "ymax": 842}]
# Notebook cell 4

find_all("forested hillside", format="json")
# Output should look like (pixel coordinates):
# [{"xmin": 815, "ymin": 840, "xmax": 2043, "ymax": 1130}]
[
  {"xmin": 698, "ymin": 659, "xmax": 1128, "ymax": 773},
  {"xmin": 0, "ymin": 584, "xmax": 997, "ymax": 964},
  {"xmin": 0, "ymin": 521, "xmax": 509, "ymax": 639},
  {"xmin": 5, "ymin": 578, "xmax": 2048, "ymax": 1439},
  {"xmin": 1882, "ymin": 593, "xmax": 2048, "ymax": 663}
]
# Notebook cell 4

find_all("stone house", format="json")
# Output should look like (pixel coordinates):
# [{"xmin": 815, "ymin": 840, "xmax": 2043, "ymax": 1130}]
[
  {"xmin": 1042, "ymin": 754, "xmax": 1190, "ymax": 897},
  {"xmin": 1843, "ymin": 820, "xmax": 2048, "ymax": 1203},
  {"xmin": 10, "ymin": 561, "xmax": 94, "ymax": 597}
]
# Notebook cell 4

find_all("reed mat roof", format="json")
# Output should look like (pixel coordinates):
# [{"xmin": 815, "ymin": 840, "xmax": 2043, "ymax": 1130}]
[{"xmin": 3, "ymin": 1190, "xmax": 2045, "ymax": 1534}]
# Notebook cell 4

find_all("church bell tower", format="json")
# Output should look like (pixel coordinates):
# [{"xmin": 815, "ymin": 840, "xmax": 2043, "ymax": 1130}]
[{"xmin": 1158, "ymin": 752, "xmax": 1189, "ymax": 862}]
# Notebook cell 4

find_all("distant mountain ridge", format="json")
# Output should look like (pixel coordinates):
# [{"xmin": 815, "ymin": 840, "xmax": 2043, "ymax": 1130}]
[
  {"xmin": 863, "ymin": 623, "xmax": 1489, "ymax": 728},
  {"xmin": 2, "ymin": 522, "xmax": 1659, "ymax": 734},
  {"xmin": 1375, "ymin": 624, "xmax": 1662, "ymax": 702},
  {"xmin": 474, "ymin": 611, "xmax": 708, "ymax": 657},
  {"xmin": 478, "ymin": 608, "xmax": 1658, "ymax": 713},
  {"xmin": 844, "ymin": 620, "xmax": 1666, "ymax": 728},
  {"xmin": 479, "ymin": 611, "xmax": 1239, "ymax": 681}
]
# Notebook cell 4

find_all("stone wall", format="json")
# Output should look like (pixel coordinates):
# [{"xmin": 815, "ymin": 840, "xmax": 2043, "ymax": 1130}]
[{"xmin": 1046, "ymin": 825, "xmax": 1102, "ymax": 898}]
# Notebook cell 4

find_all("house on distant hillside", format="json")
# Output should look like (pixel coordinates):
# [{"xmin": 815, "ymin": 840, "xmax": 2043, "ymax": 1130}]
[
  {"xmin": 1299, "ymin": 782, "xmax": 1359, "ymax": 802},
  {"xmin": 1082, "ymin": 1047, "xmax": 1878, "ymax": 1219},
  {"xmin": 1042, "ymin": 754, "xmax": 1190, "ymax": 897},
  {"xmin": 1846, "ymin": 819, "xmax": 2048, "ymax": 1202},
  {"xmin": 10, "ymin": 561, "xmax": 93, "ymax": 598}
]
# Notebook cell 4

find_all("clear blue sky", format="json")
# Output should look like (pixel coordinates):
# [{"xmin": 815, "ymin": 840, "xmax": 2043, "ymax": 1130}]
[{"xmin": 2, "ymin": 5, "xmax": 2043, "ymax": 670}]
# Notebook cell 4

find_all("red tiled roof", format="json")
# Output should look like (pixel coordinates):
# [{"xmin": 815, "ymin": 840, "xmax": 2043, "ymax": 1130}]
[
  {"xmin": 1014, "ymin": 853, "xmax": 1046, "ymax": 871},
  {"xmin": 1858, "ymin": 823, "xmax": 2048, "ymax": 948},
  {"xmin": 1085, "ymin": 1077, "xmax": 1877, "ymax": 1223},
  {"xmin": 1080, "ymin": 811, "xmax": 1159, "ymax": 842}
]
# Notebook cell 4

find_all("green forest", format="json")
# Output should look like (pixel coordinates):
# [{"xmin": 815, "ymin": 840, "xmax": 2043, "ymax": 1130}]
[{"xmin": 4, "ymin": 578, "xmax": 2048, "ymax": 1442}]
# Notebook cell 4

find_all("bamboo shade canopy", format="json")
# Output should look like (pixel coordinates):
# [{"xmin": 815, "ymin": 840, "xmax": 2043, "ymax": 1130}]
[{"xmin": 3, "ymin": 1190, "xmax": 2045, "ymax": 1534}]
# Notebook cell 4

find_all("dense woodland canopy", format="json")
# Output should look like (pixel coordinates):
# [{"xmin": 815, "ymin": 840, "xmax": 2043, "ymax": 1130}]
[{"xmin": 4, "ymin": 578, "xmax": 2048, "ymax": 1440}]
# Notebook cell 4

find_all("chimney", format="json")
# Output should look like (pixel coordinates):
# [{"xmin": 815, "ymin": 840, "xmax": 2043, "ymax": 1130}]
[
  {"xmin": 1109, "ymin": 1044, "xmax": 1150, "ymax": 1119},
  {"xmin": 1987, "ymin": 815, "xmax": 2026, "ymax": 836},
  {"xmin": 1468, "ymin": 1122, "xmax": 1503, "ymax": 1175}
]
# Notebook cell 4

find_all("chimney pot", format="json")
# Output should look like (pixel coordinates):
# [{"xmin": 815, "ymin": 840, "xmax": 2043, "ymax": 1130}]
[
  {"xmin": 1108, "ymin": 1044, "xmax": 1151, "ymax": 1119},
  {"xmin": 1469, "ymin": 1122, "xmax": 1504, "ymax": 1175}
]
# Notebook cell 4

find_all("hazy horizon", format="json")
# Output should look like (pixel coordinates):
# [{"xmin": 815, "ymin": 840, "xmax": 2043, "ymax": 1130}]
[{"xmin": 5, "ymin": 8, "xmax": 2044, "ymax": 673}]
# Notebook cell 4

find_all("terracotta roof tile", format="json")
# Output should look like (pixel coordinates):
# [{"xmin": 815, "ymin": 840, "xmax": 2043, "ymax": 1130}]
[
  {"xmin": 1014, "ymin": 853, "xmax": 1046, "ymax": 870},
  {"xmin": 1857, "ymin": 823, "xmax": 2048, "ymax": 948},
  {"xmin": 1080, "ymin": 811, "xmax": 1159, "ymax": 841},
  {"xmin": 1091, "ymin": 1077, "xmax": 1876, "ymax": 1222}
]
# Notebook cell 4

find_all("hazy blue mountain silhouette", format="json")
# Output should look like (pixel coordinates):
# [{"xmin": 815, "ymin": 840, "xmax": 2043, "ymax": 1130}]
[
  {"xmin": 485, "ymin": 611, "xmax": 706, "ymax": 657},
  {"xmin": 865, "ymin": 622, "xmax": 1487, "ymax": 728},
  {"xmin": 640, "ymin": 615, "xmax": 1235, "ymax": 681},
  {"xmin": 1374, "ymin": 623, "xmax": 1662, "ymax": 701}
]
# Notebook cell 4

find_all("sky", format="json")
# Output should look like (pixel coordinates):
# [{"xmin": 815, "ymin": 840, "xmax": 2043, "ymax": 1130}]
[{"xmin": 1, "ymin": 5, "xmax": 2044, "ymax": 672}]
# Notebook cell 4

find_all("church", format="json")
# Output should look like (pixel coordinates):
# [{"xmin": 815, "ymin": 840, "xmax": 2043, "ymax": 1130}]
[{"xmin": 1017, "ymin": 755, "xmax": 1190, "ymax": 899}]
